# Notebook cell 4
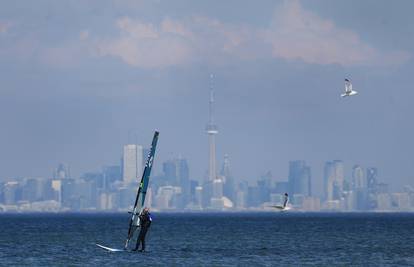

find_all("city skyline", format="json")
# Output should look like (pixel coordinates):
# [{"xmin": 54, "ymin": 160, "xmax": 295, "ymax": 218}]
[
  {"xmin": 2, "ymin": 148, "xmax": 412, "ymax": 212},
  {"xmin": 1, "ymin": 0, "xmax": 414, "ymax": 194},
  {"xmin": 0, "ymin": 72, "xmax": 407, "ymax": 211}
]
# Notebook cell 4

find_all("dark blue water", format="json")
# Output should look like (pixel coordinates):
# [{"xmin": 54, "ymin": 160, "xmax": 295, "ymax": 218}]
[{"xmin": 1, "ymin": 213, "xmax": 414, "ymax": 266}]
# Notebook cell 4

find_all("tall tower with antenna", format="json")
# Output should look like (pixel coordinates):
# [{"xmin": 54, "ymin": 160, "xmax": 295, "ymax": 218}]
[{"xmin": 206, "ymin": 74, "xmax": 218, "ymax": 182}]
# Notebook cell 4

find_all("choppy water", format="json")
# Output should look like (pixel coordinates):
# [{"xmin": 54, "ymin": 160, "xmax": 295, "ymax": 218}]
[{"xmin": 1, "ymin": 212, "xmax": 414, "ymax": 266}]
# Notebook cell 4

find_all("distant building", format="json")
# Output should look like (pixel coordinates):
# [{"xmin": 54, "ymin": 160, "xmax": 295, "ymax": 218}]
[
  {"xmin": 343, "ymin": 191, "xmax": 354, "ymax": 211},
  {"xmin": 159, "ymin": 157, "xmax": 190, "ymax": 208},
  {"xmin": 98, "ymin": 191, "xmax": 118, "ymax": 210},
  {"xmin": 221, "ymin": 154, "xmax": 235, "ymax": 203},
  {"xmin": 212, "ymin": 178, "xmax": 223, "ymax": 199},
  {"xmin": 22, "ymin": 179, "xmax": 36, "ymax": 202},
  {"xmin": 76, "ymin": 179, "xmax": 97, "ymax": 210},
  {"xmin": 194, "ymin": 186, "xmax": 203, "ymax": 209},
  {"xmin": 82, "ymin": 172, "xmax": 103, "ymax": 190},
  {"xmin": 3, "ymin": 182, "xmax": 20, "ymax": 205},
  {"xmin": 377, "ymin": 183, "xmax": 389, "ymax": 194},
  {"xmin": 274, "ymin": 181, "xmax": 289, "ymax": 194},
  {"xmin": 352, "ymin": 165, "xmax": 365, "ymax": 190},
  {"xmin": 155, "ymin": 186, "xmax": 181, "ymax": 210},
  {"xmin": 377, "ymin": 193, "xmax": 391, "ymax": 210},
  {"xmin": 122, "ymin": 144, "xmax": 143, "ymax": 184},
  {"xmin": 235, "ymin": 190, "xmax": 246, "ymax": 209},
  {"xmin": 366, "ymin": 167, "xmax": 378, "ymax": 210},
  {"xmin": 247, "ymin": 184, "xmax": 261, "ymax": 207},
  {"xmin": 352, "ymin": 165, "xmax": 366, "ymax": 210},
  {"xmin": 201, "ymin": 179, "xmax": 213, "ymax": 208},
  {"xmin": 236, "ymin": 180, "xmax": 249, "ymax": 208},
  {"xmin": 54, "ymin": 163, "xmax": 71, "ymax": 179},
  {"xmin": 367, "ymin": 168, "xmax": 378, "ymax": 190},
  {"xmin": 102, "ymin": 165, "xmax": 122, "ymax": 189},
  {"xmin": 270, "ymin": 193, "xmax": 283, "ymax": 205},
  {"xmin": 189, "ymin": 180, "xmax": 199, "ymax": 205},
  {"xmin": 60, "ymin": 178, "xmax": 77, "ymax": 209},
  {"xmin": 391, "ymin": 193, "xmax": 411, "ymax": 211},
  {"xmin": 51, "ymin": 179, "xmax": 62, "ymax": 204},
  {"xmin": 259, "ymin": 171, "xmax": 273, "ymax": 204},
  {"xmin": 324, "ymin": 160, "xmax": 344, "ymax": 201},
  {"xmin": 288, "ymin": 161, "xmax": 311, "ymax": 197},
  {"xmin": 162, "ymin": 160, "xmax": 177, "ymax": 185},
  {"xmin": 117, "ymin": 185, "xmax": 137, "ymax": 210},
  {"xmin": 175, "ymin": 158, "xmax": 190, "ymax": 208},
  {"xmin": 146, "ymin": 187, "xmax": 153, "ymax": 208},
  {"xmin": 301, "ymin": 196, "xmax": 321, "ymax": 211}
]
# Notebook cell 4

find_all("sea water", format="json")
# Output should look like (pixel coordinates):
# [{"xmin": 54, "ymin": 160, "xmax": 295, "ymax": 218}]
[{"xmin": 1, "ymin": 212, "xmax": 414, "ymax": 266}]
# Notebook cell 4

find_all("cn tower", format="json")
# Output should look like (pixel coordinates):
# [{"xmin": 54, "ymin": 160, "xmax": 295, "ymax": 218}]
[{"xmin": 206, "ymin": 74, "xmax": 218, "ymax": 181}]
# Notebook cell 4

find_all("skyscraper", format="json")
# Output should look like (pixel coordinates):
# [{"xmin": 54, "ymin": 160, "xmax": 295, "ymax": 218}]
[
  {"xmin": 324, "ymin": 160, "xmax": 344, "ymax": 201},
  {"xmin": 366, "ymin": 167, "xmax": 378, "ymax": 210},
  {"xmin": 221, "ymin": 154, "xmax": 235, "ymax": 202},
  {"xmin": 161, "ymin": 157, "xmax": 191, "ymax": 208},
  {"xmin": 122, "ymin": 144, "xmax": 143, "ymax": 184},
  {"xmin": 3, "ymin": 182, "xmax": 20, "ymax": 205},
  {"xmin": 162, "ymin": 160, "xmax": 177, "ymax": 185},
  {"xmin": 352, "ymin": 165, "xmax": 365, "ymax": 190},
  {"xmin": 352, "ymin": 165, "xmax": 367, "ymax": 210},
  {"xmin": 367, "ymin": 168, "xmax": 378, "ymax": 190},
  {"xmin": 176, "ymin": 157, "xmax": 190, "ymax": 208},
  {"xmin": 212, "ymin": 179, "xmax": 223, "ymax": 198},
  {"xmin": 206, "ymin": 74, "xmax": 218, "ymax": 182},
  {"xmin": 288, "ymin": 160, "xmax": 311, "ymax": 197},
  {"xmin": 102, "ymin": 165, "xmax": 122, "ymax": 189}
]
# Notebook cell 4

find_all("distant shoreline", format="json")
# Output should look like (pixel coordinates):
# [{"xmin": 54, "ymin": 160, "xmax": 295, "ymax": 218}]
[{"xmin": 1, "ymin": 210, "xmax": 414, "ymax": 215}]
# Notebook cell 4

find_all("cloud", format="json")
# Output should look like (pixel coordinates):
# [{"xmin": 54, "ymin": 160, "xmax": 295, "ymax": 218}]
[
  {"xmin": 97, "ymin": 17, "xmax": 194, "ymax": 68},
  {"xmin": 262, "ymin": 0, "xmax": 410, "ymax": 66},
  {"xmin": 96, "ymin": 1, "xmax": 410, "ymax": 69},
  {"xmin": 1, "ymin": 1, "xmax": 410, "ymax": 69},
  {"xmin": 0, "ymin": 21, "xmax": 11, "ymax": 34},
  {"xmin": 97, "ymin": 16, "xmax": 254, "ymax": 68},
  {"xmin": 263, "ymin": 1, "xmax": 375, "ymax": 65}
]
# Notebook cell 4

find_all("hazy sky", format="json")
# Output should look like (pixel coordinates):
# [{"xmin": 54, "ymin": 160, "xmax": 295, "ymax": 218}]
[{"xmin": 1, "ymin": 0, "xmax": 413, "ymax": 195}]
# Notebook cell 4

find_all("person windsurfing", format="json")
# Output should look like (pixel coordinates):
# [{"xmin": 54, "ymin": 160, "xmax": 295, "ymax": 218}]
[
  {"xmin": 283, "ymin": 193, "xmax": 289, "ymax": 208},
  {"xmin": 133, "ymin": 207, "xmax": 152, "ymax": 252}
]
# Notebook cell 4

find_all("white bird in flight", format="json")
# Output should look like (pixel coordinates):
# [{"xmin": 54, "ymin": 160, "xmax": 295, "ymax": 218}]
[{"xmin": 341, "ymin": 78, "xmax": 358, "ymax": 97}]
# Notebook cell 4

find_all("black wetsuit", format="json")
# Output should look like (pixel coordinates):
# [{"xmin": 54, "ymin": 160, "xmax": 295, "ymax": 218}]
[{"xmin": 134, "ymin": 212, "xmax": 152, "ymax": 251}]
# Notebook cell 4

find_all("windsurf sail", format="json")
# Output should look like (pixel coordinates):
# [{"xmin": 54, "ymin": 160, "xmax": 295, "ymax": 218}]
[{"xmin": 124, "ymin": 131, "xmax": 159, "ymax": 249}]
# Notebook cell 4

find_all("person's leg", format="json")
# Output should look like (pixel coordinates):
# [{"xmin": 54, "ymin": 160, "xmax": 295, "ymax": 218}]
[
  {"xmin": 141, "ymin": 238, "xmax": 146, "ymax": 251},
  {"xmin": 135, "ymin": 228, "xmax": 147, "ymax": 250},
  {"xmin": 140, "ymin": 228, "xmax": 148, "ymax": 251},
  {"xmin": 133, "ymin": 239, "xmax": 140, "ymax": 251}
]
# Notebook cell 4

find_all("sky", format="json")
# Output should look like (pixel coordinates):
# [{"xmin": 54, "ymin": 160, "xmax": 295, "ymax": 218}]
[{"xmin": 0, "ymin": 0, "xmax": 414, "ymax": 196}]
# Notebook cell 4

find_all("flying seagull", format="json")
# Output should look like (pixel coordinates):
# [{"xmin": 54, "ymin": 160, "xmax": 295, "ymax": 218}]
[{"xmin": 341, "ymin": 78, "xmax": 358, "ymax": 97}]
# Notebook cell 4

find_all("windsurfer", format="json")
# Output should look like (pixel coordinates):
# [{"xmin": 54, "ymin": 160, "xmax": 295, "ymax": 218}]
[{"xmin": 133, "ymin": 207, "xmax": 152, "ymax": 252}]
